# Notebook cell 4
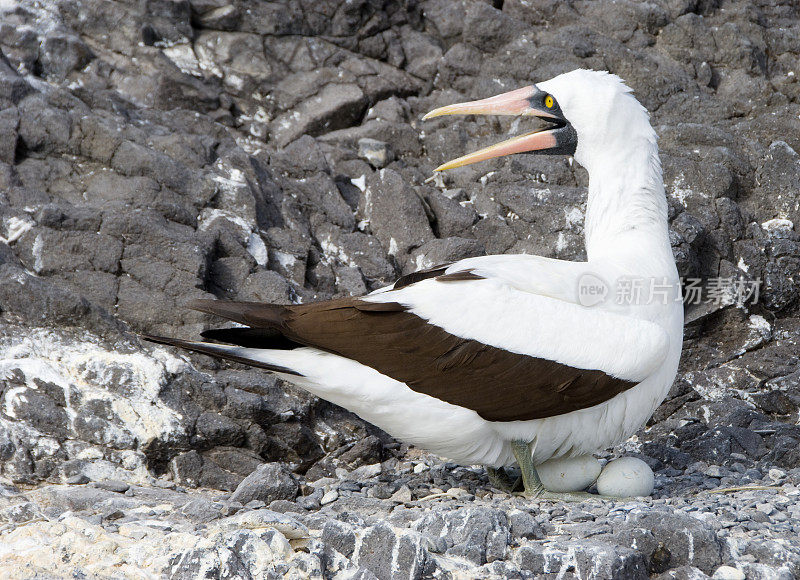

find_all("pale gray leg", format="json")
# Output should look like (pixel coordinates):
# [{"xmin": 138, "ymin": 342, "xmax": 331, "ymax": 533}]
[
  {"xmin": 510, "ymin": 440, "xmax": 601, "ymax": 503},
  {"xmin": 510, "ymin": 440, "xmax": 546, "ymax": 497}
]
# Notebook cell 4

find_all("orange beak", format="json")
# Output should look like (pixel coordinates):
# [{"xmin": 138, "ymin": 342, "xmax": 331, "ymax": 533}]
[{"xmin": 423, "ymin": 85, "xmax": 574, "ymax": 171}]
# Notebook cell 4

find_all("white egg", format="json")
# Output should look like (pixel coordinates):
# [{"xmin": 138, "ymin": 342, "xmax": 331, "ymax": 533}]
[
  {"xmin": 596, "ymin": 457, "xmax": 654, "ymax": 497},
  {"xmin": 536, "ymin": 455, "xmax": 602, "ymax": 492}
]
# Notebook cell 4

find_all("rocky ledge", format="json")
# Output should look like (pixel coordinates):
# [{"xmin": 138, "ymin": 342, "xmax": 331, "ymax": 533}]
[
  {"xmin": 2, "ymin": 458, "xmax": 800, "ymax": 578},
  {"xmin": 1, "ymin": 0, "xmax": 799, "ymax": 578}
]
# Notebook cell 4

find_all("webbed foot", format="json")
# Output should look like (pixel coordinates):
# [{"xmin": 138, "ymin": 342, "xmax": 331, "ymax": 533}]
[{"xmin": 509, "ymin": 441, "xmax": 607, "ymax": 503}]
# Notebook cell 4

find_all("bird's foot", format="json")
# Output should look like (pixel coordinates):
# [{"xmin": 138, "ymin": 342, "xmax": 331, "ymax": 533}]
[
  {"xmin": 509, "ymin": 440, "xmax": 608, "ymax": 503},
  {"xmin": 486, "ymin": 466, "xmax": 521, "ymax": 493}
]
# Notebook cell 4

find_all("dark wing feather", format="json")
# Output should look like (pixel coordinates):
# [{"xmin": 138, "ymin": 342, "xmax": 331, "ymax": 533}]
[
  {"xmin": 189, "ymin": 299, "xmax": 289, "ymax": 327},
  {"xmin": 180, "ymin": 295, "xmax": 637, "ymax": 422},
  {"xmin": 200, "ymin": 327, "xmax": 299, "ymax": 350},
  {"xmin": 393, "ymin": 264, "xmax": 451, "ymax": 289},
  {"xmin": 140, "ymin": 334, "xmax": 301, "ymax": 375},
  {"xmin": 392, "ymin": 264, "xmax": 485, "ymax": 289}
]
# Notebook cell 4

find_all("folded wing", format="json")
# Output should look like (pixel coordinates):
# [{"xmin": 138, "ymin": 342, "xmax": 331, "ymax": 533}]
[{"xmin": 158, "ymin": 266, "xmax": 669, "ymax": 422}]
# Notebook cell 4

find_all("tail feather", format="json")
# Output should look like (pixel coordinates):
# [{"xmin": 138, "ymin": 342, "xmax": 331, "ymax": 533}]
[
  {"xmin": 200, "ymin": 327, "xmax": 299, "ymax": 350},
  {"xmin": 188, "ymin": 299, "xmax": 289, "ymax": 328},
  {"xmin": 140, "ymin": 334, "xmax": 302, "ymax": 376}
]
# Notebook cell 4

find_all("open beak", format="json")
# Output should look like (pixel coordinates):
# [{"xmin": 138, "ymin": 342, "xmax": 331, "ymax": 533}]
[{"xmin": 423, "ymin": 85, "xmax": 576, "ymax": 171}]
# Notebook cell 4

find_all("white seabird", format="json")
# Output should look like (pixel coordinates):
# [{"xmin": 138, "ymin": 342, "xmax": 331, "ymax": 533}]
[{"xmin": 145, "ymin": 69, "xmax": 683, "ymax": 500}]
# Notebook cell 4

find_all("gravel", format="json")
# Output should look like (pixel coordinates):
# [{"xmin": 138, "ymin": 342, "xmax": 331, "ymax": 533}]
[{"xmin": 1, "ymin": 0, "xmax": 799, "ymax": 578}]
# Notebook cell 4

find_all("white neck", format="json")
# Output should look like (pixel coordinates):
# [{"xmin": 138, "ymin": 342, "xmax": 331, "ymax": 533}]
[{"xmin": 581, "ymin": 138, "xmax": 673, "ymax": 273}]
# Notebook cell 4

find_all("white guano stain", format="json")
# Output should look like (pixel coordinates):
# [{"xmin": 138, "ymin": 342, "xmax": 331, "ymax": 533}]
[
  {"xmin": 31, "ymin": 234, "xmax": 44, "ymax": 273},
  {"xmin": 351, "ymin": 175, "xmax": 367, "ymax": 192},
  {"xmin": 761, "ymin": 218, "xmax": 794, "ymax": 232},
  {"xmin": 246, "ymin": 232, "xmax": 268, "ymax": 267},
  {"xmin": 0, "ymin": 329, "xmax": 191, "ymax": 483},
  {"xmin": 1, "ymin": 216, "xmax": 34, "ymax": 244}
]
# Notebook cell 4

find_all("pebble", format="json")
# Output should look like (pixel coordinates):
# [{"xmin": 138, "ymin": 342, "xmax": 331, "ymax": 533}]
[
  {"xmin": 390, "ymin": 486, "xmax": 412, "ymax": 503},
  {"xmin": 566, "ymin": 511, "xmax": 594, "ymax": 523},
  {"xmin": 93, "ymin": 481, "xmax": 130, "ymax": 493},
  {"xmin": 744, "ymin": 469, "xmax": 763, "ymax": 481},
  {"xmin": 352, "ymin": 464, "xmax": 382, "ymax": 479},
  {"xmin": 768, "ymin": 468, "xmax": 787, "ymax": 481},
  {"xmin": 712, "ymin": 565, "xmax": 745, "ymax": 580},
  {"xmin": 295, "ymin": 492, "xmax": 322, "ymax": 511},
  {"xmin": 772, "ymin": 511, "xmax": 789, "ymax": 522},
  {"xmin": 370, "ymin": 484, "xmax": 394, "ymax": 499},
  {"xmin": 320, "ymin": 490, "xmax": 339, "ymax": 506},
  {"xmin": 755, "ymin": 503, "xmax": 775, "ymax": 516},
  {"xmin": 103, "ymin": 510, "xmax": 125, "ymax": 521},
  {"xmin": 1, "ymin": 1, "xmax": 800, "ymax": 580},
  {"xmin": 704, "ymin": 465, "xmax": 726, "ymax": 478},
  {"xmin": 357, "ymin": 138, "xmax": 394, "ymax": 168}
]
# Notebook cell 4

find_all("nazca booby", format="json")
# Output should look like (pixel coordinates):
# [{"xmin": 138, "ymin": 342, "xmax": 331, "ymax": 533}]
[{"xmin": 144, "ymin": 69, "xmax": 683, "ymax": 500}]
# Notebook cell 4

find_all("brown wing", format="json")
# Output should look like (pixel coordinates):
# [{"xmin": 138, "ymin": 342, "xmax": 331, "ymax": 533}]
[{"xmin": 187, "ymin": 295, "xmax": 638, "ymax": 422}]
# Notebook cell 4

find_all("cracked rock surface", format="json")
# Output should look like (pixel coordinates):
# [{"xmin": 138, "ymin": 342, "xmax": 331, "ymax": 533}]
[{"xmin": 1, "ymin": 0, "xmax": 799, "ymax": 578}]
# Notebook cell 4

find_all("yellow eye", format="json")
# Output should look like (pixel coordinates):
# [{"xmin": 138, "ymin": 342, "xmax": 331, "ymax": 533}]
[{"xmin": 544, "ymin": 95, "xmax": 554, "ymax": 109}]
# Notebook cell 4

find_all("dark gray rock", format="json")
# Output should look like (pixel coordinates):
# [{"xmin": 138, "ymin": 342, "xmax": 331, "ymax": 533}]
[
  {"xmin": 358, "ymin": 137, "xmax": 394, "ymax": 168},
  {"xmin": 199, "ymin": 447, "xmax": 265, "ymax": 491},
  {"xmin": 2, "ymin": 0, "xmax": 800, "ymax": 576},
  {"xmin": 507, "ymin": 509, "xmax": 546, "ymax": 541},
  {"xmin": 195, "ymin": 412, "xmax": 246, "ymax": 448},
  {"xmin": 322, "ymin": 519, "xmax": 357, "ymax": 558},
  {"xmin": 314, "ymin": 224, "xmax": 397, "ymax": 287},
  {"xmin": 0, "ymin": 106, "xmax": 18, "ymax": 164},
  {"xmin": 414, "ymin": 507, "xmax": 509, "ymax": 566},
  {"xmin": 0, "ymin": 49, "xmax": 33, "ymax": 104},
  {"xmin": 515, "ymin": 540, "xmax": 648, "ymax": 580},
  {"xmin": 410, "ymin": 237, "xmax": 485, "ymax": 271},
  {"xmin": 271, "ymin": 84, "xmax": 368, "ymax": 147},
  {"xmin": 238, "ymin": 270, "xmax": 295, "ymax": 304},
  {"xmin": 5, "ymin": 388, "xmax": 69, "ymax": 440},
  {"xmin": 400, "ymin": 27, "xmax": 442, "ymax": 80},
  {"xmin": 170, "ymin": 450, "xmax": 204, "ymax": 488},
  {"xmin": 17, "ymin": 228, "xmax": 123, "ymax": 275},
  {"xmin": 611, "ymin": 511, "xmax": 723, "ymax": 573},
  {"xmin": 286, "ymin": 173, "xmax": 356, "ymax": 230},
  {"xmin": 229, "ymin": 462, "xmax": 299, "ymax": 505},
  {"xmin": 321, "ymin": 119, "xmax": 423, "ymax": 158},
  {"xmin": 462, "ymin": 2, "xmax": 523, "ymax": 52},
  {"xmin": 17, "ymin": 95, "xmax": 72, "ymax": 155},
  {"xmin": 426, "ymin": 190, "xmax": 478, "ymax": 237},
  {"xmin": 361, "ymin": 169, "xmax": 434, "ymax": 265},
  {"xmin": 38, "ymin": 34, "xmax": 93, "ymax": 80},
  {"xmin": 352, "ymin": 522, "xmax": 432, "ymax": 580},
  {"xmin": 652, "ymin": 565, "xmax": 711, "ymax": 580},
  {"xmin": 93, "ymin": 480, "xmax": 130, "ymax": 493},
  {"xmin": 337, "ymin": 435, "xmax": 384, "ymax": 469}
]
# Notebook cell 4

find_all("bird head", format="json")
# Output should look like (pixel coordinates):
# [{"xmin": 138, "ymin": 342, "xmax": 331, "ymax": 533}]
[{"xmin": 424, "ymin": 69, "xmax": 652, "ymax": 173}]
